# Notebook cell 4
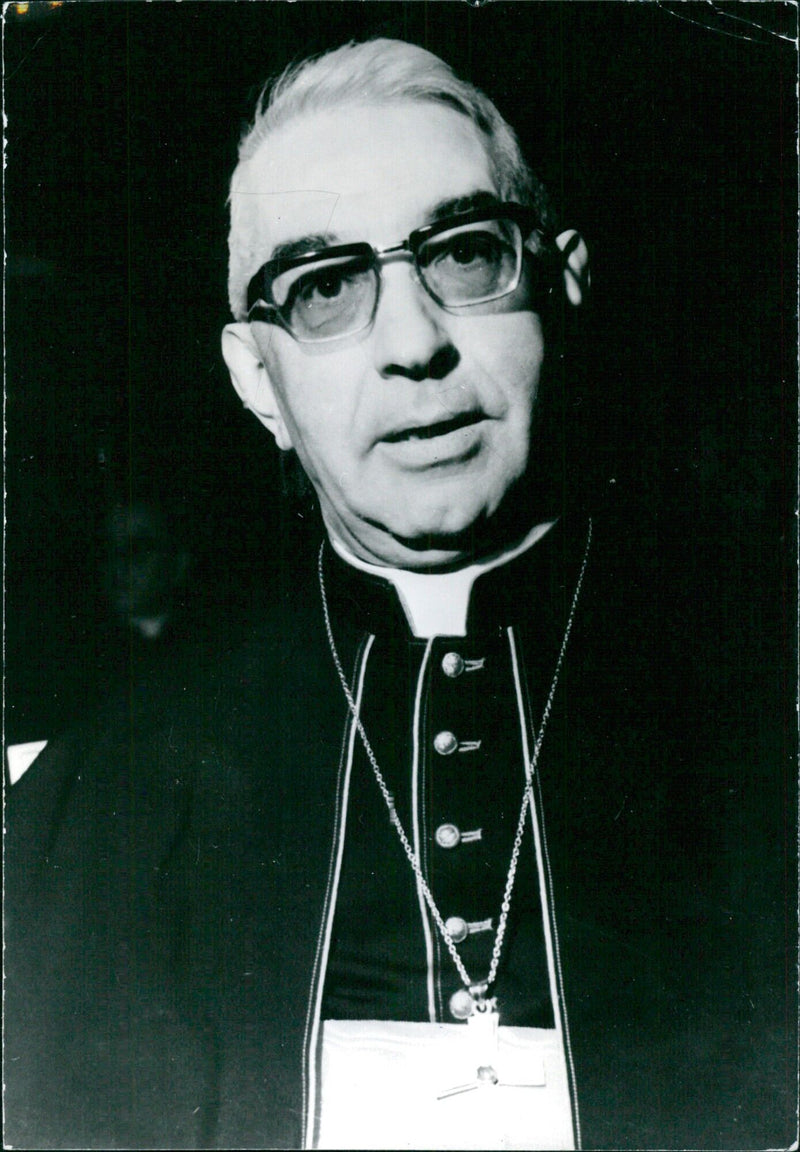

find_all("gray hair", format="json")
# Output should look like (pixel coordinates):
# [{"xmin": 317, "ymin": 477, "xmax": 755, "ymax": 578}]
[{"xmin": 227, "ymin": 38, "xmax": 555, "ymax": 319}]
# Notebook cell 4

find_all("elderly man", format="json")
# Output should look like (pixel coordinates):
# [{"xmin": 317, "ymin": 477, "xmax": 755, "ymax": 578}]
[{"xmin": 5, "ymin": 38, "xmax": 793, "ymax": 1152}]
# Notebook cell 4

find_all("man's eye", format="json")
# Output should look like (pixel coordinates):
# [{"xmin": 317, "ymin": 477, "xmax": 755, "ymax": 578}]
[
  {"xmin": 296, "ymin": 268, "xmax": 350, "ymax": 304},
  {"xmin": 283, "ymin": 258, "xmax": 373, "ymax": 313},
  {"xmin": 423, "ymin": 230, "xmax": 505, "ymax": 270},
  {"xmin": 448, "ymin": 233, "xmax": 501, "ymax": 265}
]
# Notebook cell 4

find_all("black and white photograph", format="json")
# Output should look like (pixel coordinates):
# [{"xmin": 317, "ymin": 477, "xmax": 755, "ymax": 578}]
[{"xmin": 4, "ymin": 2, "xmax": 797, "ymax": 1148}]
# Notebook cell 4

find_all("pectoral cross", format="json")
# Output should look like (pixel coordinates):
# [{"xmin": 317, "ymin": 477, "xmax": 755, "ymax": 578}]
[
  {"xmin": 438, "ymin": 998, "xmax": 500, "ymax": 1099},
  {"xmin": 438, "ymin": 997, "xmax": 545, "ymax": 1100}
]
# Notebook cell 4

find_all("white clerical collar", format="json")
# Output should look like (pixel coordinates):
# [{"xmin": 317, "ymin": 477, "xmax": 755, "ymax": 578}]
[{"xmin": 330, "ymin": 520, "xmax": 557, "ymax": 638}]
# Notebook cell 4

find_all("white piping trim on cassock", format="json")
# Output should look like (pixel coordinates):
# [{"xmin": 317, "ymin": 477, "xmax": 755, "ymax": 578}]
[
  {"xmin": 302, "ymin": 635, "xmax": 375, "ymax": 1149},
  {"xmin": 411, "ymin": 639, "xmax": 437, "ymax": 1021},
  {"xmin": 507, "ymin": 625, "xmax": 582, "ymax": 1149}
]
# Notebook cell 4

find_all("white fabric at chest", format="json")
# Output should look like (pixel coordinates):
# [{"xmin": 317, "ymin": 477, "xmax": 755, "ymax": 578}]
[{"xmin": 317, "ymin": 1019, "xmax": 575, "ymax": 1150}]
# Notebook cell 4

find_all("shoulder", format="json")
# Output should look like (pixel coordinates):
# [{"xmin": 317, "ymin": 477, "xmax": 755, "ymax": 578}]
[{"xmin": 6, "ymin": 551, "xmax": 325, "ymax": 868}]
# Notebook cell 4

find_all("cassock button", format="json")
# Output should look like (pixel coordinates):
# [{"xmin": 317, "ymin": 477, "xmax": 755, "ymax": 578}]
[
  {"xmin": 434, "ymin": 730, "xmax": 458, "ymax": 756},
  {"xmin": 445, "ymin": 916, "xmax": 469, "ymax": 944},
  {"xmin": 435, "ymin": 823, "xmax": 461, "ymax": 849},
  {"xmin": 449, "ymin": 989, "xmax": 475, "ymax": 1020},
  {"xmin": 441, "ymin": 652, "xmax": 465, "ymax": 679}
]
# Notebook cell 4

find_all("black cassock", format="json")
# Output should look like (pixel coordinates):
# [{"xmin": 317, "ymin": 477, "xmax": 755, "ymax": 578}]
[{"xmin": 5, "ymin": 511, "xmax": 795, "ymax": 1149}]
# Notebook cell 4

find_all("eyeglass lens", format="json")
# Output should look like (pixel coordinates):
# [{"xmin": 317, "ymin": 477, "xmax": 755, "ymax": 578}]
[
  {"xmin": 271, "ymin": 216, "xmax": 523, "ymax": 342},
  {"xmin": 272, "ymin": 253, "xmax": 376, "ymax": 341},
  {"xmin": 417, "ymin": 217, "xmax": 521, "ymax": 304}
]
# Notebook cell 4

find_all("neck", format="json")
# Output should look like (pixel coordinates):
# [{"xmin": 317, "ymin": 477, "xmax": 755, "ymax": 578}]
[
  {"xmin": 321, "ymin": 502, "xmax": 559, "ymax": 573},
  {"xmin": 330, "ymin": 519, "xmax": 557, "ymax": 637}
]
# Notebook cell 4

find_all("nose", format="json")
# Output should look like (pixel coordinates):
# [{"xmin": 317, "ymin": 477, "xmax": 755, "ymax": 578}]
[{"xmin": 370, "ymin": 264, "xmax": 459, "ymax": 382}]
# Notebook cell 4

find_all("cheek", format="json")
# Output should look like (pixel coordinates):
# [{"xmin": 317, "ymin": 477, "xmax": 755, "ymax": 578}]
[
  {"xmin": 269, "ymin": 359, "xmax": 363, "ymax": 479},
  {"xmin": 467, "ymin": 318, "xmax": 544, "ymax": 416},
  {"xmin": 508, "ymin": 330, "xmax": 544, "ymax": 419}
]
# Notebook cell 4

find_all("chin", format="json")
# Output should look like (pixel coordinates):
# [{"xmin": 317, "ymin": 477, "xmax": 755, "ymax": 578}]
[
  {"xmin": 386, "ymin": 505, "xmax": 488, "ymax": 545},
  {"xmin": 378, "ymin": 510, "xmax": 499, "ymax": 567},
  {"xmin": 390, "ymin": 483, "xmax": 498, "ymax": 534},
  {"xmin": 384, "ymin": 471, "xmax": 543, "ymax": 560}
]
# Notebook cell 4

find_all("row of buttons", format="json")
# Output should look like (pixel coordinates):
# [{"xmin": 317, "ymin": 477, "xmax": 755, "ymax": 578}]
[{"xmin": 438, "ymin": 650, "xmax": 491, "ymax": 1021}]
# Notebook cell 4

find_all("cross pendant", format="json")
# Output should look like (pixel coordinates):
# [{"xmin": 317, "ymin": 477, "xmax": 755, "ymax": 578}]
[
  {"xmin": 437, "ymin": 1065, "xmax": 500, "ymax": 1099},
  {"xmin": 437, "ymin": 998, "xmax": 500, "ymax": 1100},
  {"xmin": 468, "ymin": 998, "xmax": 500, "ymax": 1065},
  {"xmin": 437, "ymin": 998, "xmax": 546, "ymax": 1100},
  {"xmin": 437, "ymin": 1065, "xmax": 546, "ymax": 1100}
]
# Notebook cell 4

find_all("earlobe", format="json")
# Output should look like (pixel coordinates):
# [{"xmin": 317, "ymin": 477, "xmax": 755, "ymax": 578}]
[
  {"xmin": 554, "ymin": 230, "xmax": 591, "ymax": 306},
  {"xmin": 221, "ymin": 323, "xmax": 294, "ymax": 450}
]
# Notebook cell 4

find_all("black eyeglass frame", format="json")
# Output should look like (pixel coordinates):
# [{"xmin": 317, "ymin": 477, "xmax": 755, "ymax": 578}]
[{"xmin": 245, "ymin": 203, "xmax": 555, "ymax": 341}]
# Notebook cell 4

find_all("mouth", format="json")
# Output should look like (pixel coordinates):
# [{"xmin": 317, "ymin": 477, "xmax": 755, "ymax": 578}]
[{"xmin": 382, "ymin": 411, "xmax": 486, "ymax": 444}]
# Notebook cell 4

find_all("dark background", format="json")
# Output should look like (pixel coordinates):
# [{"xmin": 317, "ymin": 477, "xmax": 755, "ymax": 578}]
[{"xmin": 4, "ymin": 1, "xmax": 796, "ymax": 741}]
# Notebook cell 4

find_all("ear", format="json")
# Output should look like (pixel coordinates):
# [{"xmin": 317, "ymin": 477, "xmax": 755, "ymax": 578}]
[
  {"xmin": 221, "ymin": 323, "xmax": 293, "ymax": 451},
  {"xmin": 554, "ymin": 230, "xmax": 590, "ymax": 306}
]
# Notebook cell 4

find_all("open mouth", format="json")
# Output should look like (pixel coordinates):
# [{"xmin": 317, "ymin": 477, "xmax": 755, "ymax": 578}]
[{"xmin": 384, "ymin": 411, "xmax": 484, "ymax": 443}]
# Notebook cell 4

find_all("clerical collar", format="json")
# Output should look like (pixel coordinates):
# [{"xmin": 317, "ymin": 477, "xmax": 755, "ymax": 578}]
[{"xmin": 329, "ymin": 521, "xmax": 557, "ymax": 638}]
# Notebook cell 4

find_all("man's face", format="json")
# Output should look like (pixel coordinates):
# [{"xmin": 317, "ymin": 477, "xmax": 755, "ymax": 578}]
[{"xmin": 235, "ymin": 100, "xmax": 546, "ymax": 568}]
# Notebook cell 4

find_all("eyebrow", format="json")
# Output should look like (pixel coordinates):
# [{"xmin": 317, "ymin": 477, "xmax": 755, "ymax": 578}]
[
  {"xmin": 268, "ymin": 234, "xmax": 341, "ymax": 264},
  {"xmin": 426, "ymin": 190, "xmax": 505, "ymax": 223},
  {"xmin": 265, "ymin": 191, "xmax": 505, "ymax": 264}
]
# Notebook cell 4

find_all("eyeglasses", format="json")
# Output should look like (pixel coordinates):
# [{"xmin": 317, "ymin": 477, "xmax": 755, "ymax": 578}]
[{"xmin": 245, "ymin": 204, "xmax": 552, "ymax": 344}]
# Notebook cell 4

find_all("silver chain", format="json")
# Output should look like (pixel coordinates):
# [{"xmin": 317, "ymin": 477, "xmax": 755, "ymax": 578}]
[{"xmin": 318, "ymin": 520, "xmax": 592, "ymax": 1001}]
